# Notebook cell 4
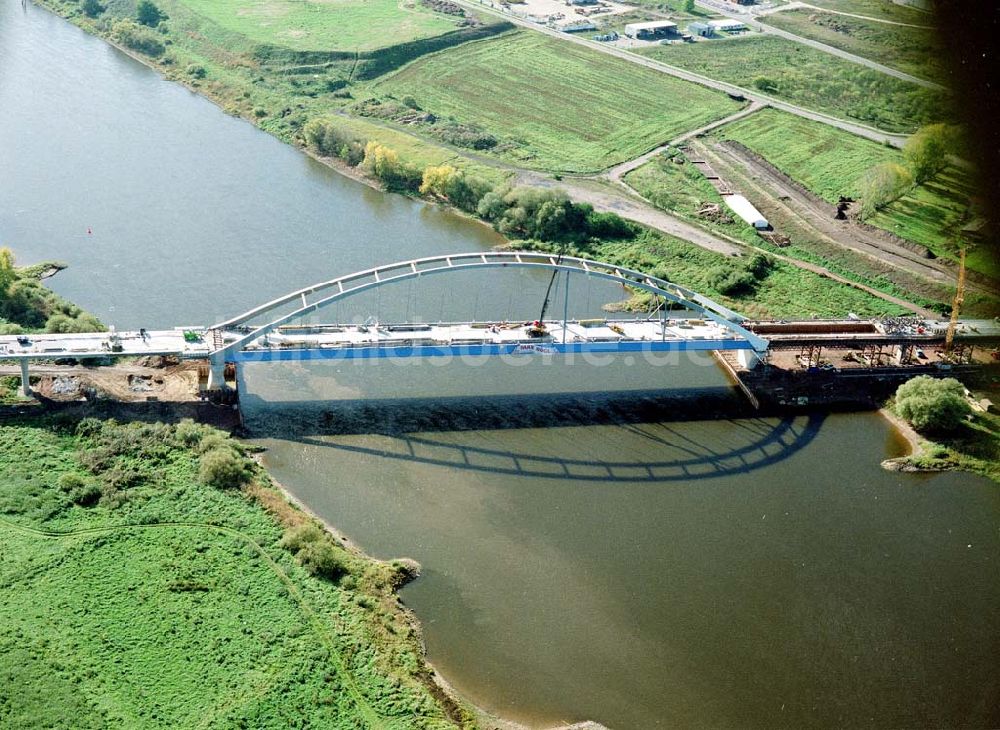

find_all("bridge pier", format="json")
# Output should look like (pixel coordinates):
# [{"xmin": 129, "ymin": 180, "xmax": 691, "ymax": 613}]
[
  {"xmin": 206, "ymin": 358, "xmax": 228, "ymax": 391},
  {"xmin": 19, "ymin": 359, "xmax": 31, "ymax": 397},
  {"xmin": 736, "ymin": 349, "xmax": 764, "ymax": 370}
]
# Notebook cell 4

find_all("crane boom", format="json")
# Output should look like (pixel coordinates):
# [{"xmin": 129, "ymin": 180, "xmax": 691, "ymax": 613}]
[{"xmin": 944, "ymin": 246, "xmax": 966, "ymax": 352}]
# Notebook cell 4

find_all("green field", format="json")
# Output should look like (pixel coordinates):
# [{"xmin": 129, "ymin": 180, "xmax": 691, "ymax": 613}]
[
  {"xmin": 581, "ymin": 230, "xmax": 908, "ymax": 319},
  {"xmin": 0, "ymin": 419, "xmax": 468, "ymax": 728},
  {"xmin": 804, "ymin": 0, "xmax": 932, "ymax": 24},
  {"xmin": 713, "ymin": 108, "xmax": 897, "ymax": 201},
  {"xmin": 177, "ymin": 0, "xmax": 462, "ymax": 52},
  {"xmin": 640, "ymin": 34, "xmax": 946, "ymax": 133},
  {"xmin": 711, "ymin": 109, "xmax": 994, "ymax": 278},
  {"xmin": 373, "ymin": 31, "xmax": 741, "ymax": 172},
  {"xmin": 765, "ymin": 8, "xmax": 946, "ymax": 83}
]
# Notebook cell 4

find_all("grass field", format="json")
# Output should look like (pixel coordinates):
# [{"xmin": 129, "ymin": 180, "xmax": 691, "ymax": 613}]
[
  {"xmin": 0, "ymin": 419, "xmax": 468, "ymax": 728},
  {"xmin": 765, "ymin": 8, "xmax": 946, "ymax": 83},
  {"xmin": 710, "ymin": 109, "xmax": 995, "ymax": 279},
  {"xmin": 177, "ymin": 0, "xmax": 462, "ymax": 52},
  {"xmin": 640, "ymin": 35, "xmax": 947, "ymax": 133},
  {"xmin": 373, "ymin": 31, "xmax": 741, "ymax": 172},
  {"xmin": 803, "ymin": 0, "xmax": 932, "ymax": 24},
  {"xmin": 583, "ymin": 230, "xmax": 909, "ymax": 319},
  {"xmin": 713, "ymin": 108, "xmax": 897, "ymax": 201}
]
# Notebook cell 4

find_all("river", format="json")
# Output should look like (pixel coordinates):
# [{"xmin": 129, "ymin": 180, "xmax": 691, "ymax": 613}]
[{"xmin": 2, "ymin": 3, "xmax": 998, "ymax": 728}]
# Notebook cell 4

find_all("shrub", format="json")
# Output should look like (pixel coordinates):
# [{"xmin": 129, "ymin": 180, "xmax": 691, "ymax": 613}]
[
  {"xmin": 70, "ymin": 483, "xmax": 102, "ymax": 508},
  {"xmin": 81, "ymin": 0, "xmax": 103, "ymax": 18},
  {"xmin": 279, "ymin": 523, "xmax": 325, "ymax": 553},
  {"xmin": 111, "ymin": 18, "xmax": 165, "ymax": 57},
  {"xmin": 136, "ymin": 0, "xmax": 166, "ymax": 27},
  {"xmin": 296, "ymin": 540, "xmax": 348, "ymax": 580},
  {"xmin": 186, "ymin": 64, "xmax": 206, "ymax": 79},
  {"xmin": 57, "ymin": 473, "xmax": 87, "ymax": 493},
  {"xmin": 174, "ymin": 418, "xmax": 205, "ymax": 447},
  {"xmin": 895, "ymin": 376, "xmax": 971, "ymax": 433},
  {"xmin": 279, "ymin": 523, "xmax": 349, "ymax": 580},
  {"xmin": 198, "ymin": 447, "xmax": 251, "ymax": 490}
]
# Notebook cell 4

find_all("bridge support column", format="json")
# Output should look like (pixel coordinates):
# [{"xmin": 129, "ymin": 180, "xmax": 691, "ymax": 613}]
[
  {"xmin": 206, "ymin": 357, "xmax": 228, "ymax": 391},
  {"xmin": 19, "ymin": 359, "xmax": 31, "ymax": 397},
  {"xmin": 736, "ymin": 349, "xmax": 764, "ymax": 370}
]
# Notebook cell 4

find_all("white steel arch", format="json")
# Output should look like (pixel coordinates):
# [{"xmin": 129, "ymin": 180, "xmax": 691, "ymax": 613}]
[{"xmin": 209, "ymin": 251, "xmax": 769, "ymax": 360}]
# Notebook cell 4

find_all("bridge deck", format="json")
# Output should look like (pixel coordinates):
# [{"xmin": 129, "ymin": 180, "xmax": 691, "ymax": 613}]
[
  {"xmin": 0, "ymin": 329, "xmax": 211, "ymax": 361},
  {"xmin": 1, "ymin": 319, "xmax": 996, "ymax": 363}
]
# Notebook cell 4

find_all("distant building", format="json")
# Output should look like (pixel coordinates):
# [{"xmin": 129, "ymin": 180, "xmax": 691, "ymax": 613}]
[
  {"xmin": 727, "ymin": 0, "xmax": 755, "ymax": 5},
  {"xmin": 708, "ymin": 18, "xmax": 747, "ymax": 32},
  {"xmin": 688, "ymin": 21, "xmax": 713, "ymax": 37},
  {"xmin": 566, "ymin": 0, "xmax": 599, "ymax": 5},
  {"xmin": 623, "ymin": 20, "xmax": 678, "ymax": 39}
]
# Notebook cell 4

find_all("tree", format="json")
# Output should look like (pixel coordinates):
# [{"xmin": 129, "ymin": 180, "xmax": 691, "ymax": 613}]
[
  {"xmin": 0, "ymin": 247, "xmax": 16, "ymax": 300},
  {"xmin": 903, "ymin": 123, "xmax": 950, "ymax": 184},
  {"xmin": 136, "ymin": 0, "xmax": 165, "ymax": 27},
  {"xmin": 858, "ymin": 162, "xmax": 913, "ymax": 218},
  {"xmin": 895, "ymin": 375, "xmax": 971, "ymax": 433},
  {"xmin": 419, "ymin": 164, "xmax": 461, "ymax": 199},
  {"xmin": 81, "ymin": 0, "xmax": 104, "ymax": 18},
  {"xmin": 684, "ymin": 0, "xmax": 695, "ymax": 12}
]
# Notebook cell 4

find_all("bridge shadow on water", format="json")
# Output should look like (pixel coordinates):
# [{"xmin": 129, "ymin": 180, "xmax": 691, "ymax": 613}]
[{"xmin": 245, "ymin": 388, "xmax": 827, "ymax": 483}]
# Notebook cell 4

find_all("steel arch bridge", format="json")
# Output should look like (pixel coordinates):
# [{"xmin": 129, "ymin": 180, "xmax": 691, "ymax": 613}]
[
  {"xmin": 204, "ymin": 252, "xmax": 768, "ymax": 386},
  {"xmin": 210, "ymin": 251, "xmax": 766, "ymax": 349}
]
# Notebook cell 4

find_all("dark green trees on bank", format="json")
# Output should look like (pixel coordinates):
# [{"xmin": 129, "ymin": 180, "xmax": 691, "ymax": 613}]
[{"xmin": 895, "ymin": 375, "xmax": 971, "ymax": 433}]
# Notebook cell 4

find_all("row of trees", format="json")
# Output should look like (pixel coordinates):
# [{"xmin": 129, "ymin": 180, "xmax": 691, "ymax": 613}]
[
  {"xmin": 858, "ymin": 123, "xmax": 961, "ymax": 218},
  {"xmin": 304, "ymin": 118, "xmax": 636, "ymax": 245}
]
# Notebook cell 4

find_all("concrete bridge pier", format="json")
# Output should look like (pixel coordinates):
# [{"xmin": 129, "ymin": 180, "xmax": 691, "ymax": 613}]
[
  {"xmin": 737, "ymin": 349, "xmax": 765, "ymax": 370},
  {"xmin": 19, "ymin": 359, "xmax": 31, "ymax": 397},
  {"xmin": 206, "ymin": 357, "xmax": 228, "ymax": 391}
]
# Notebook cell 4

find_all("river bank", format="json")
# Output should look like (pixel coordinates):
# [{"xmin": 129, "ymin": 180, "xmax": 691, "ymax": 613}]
[
  {"xmin": 0, "ymin": 415, "xmax": 484, "ymax": 727},
  {"xmin": 879, "ymin": 400, "xmax": 1000, "ymax": 484}
]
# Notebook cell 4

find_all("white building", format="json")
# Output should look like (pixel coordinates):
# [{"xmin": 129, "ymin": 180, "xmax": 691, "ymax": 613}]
[
  {"xmin": 623, "ymin": 20, "xmax": 678, "ymax": 39},
  {"xmin": 708, "ymin": 18, "xmax": 747, "ymax": 32},
  {"xmin": 723, "ymin": 194, "xmax": 769, "ymax": 229}
]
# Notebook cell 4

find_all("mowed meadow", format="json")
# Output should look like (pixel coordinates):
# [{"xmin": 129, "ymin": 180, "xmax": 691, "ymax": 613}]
[
  {"xmin": 373, "ymin": 31, "xmax": 741, "ymax": 172},
  {"xmin": 642, "ymin": 35, "xmax": 947, "ymax": 133},
  {"xmin": 177, "ymin": 0, "xmax": 462, "ymax": 52}
]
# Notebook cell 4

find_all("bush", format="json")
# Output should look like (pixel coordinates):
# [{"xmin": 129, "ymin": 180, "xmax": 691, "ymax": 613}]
[
  {"xmin": 279, "ymin": 523, "xmax": 348, "ymax": 580},
  {"xmin": 136, "ymin": 0, "xmax": 166, "ymax": 27},
  {"xmin": 81, "ymin": 0, "xmax": 103, "ymax": 18},
  {"xmin": 111, "ymin": 18, "xmax": 165, "ymax": 57},
  {"xmin": 186, "ymin": 63, "xmax": 206, "ymax": 79},
  {"xmin": 57, "ymin": 473, "xmax": 87, "ymax": 493},
  {"xmin": 174, "ymin": 418, "xmax": 206, "ymax": 447},
  {"xmin": 279, "ymin": 523, "xmax": 325, "ymax": 553},
  {"xmin": 198, "ymin": 447, "xmax": 251, "ymax": 490},
  {"xmin": 70, "ymin": 483, "xmax": 102, "ymax": 507},
  {"xmin": 296, "ymin": 540, "xmax": 348, "ymax": 580},
  {"xmin": 895, "ymin": 376, "xmax": 971, "ymax": 433}
]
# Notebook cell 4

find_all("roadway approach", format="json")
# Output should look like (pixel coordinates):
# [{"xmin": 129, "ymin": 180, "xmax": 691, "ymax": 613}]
[{"xmin": 2, "ymin": 252, "xmax": 997, "ymax": 397}]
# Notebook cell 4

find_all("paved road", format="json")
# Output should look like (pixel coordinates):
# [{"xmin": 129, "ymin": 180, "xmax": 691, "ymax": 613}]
[{"xmin": 456, "ymin": 0, "xmax": 908, "ymax": 147}]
